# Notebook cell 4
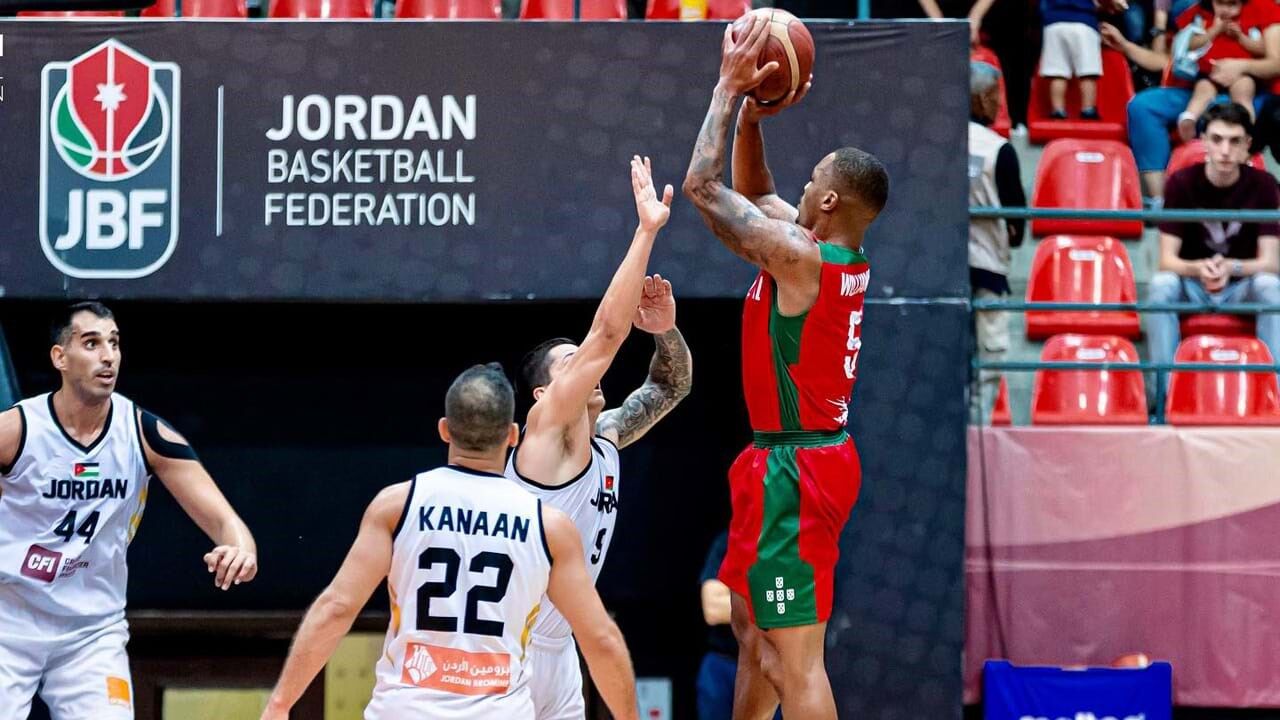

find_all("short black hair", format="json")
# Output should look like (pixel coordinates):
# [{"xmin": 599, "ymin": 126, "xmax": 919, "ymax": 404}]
[
  {"xmin": 830, "ymin": 147, "xmax": 889, "ymax": 215},
  {"xmin": 445, "ymin": 363, "xmax": 515, "ymax": 452},
  {"xmin": 52, "ymin": 301, "xmax": 115, "ymax": 346},
  {"xmin": 520, "ymin": 337, "xmax": 575, "ymax": 396},
  {"xmin": 1202, "ymin": 101, "xmax": 1254, "ymax": 137}
]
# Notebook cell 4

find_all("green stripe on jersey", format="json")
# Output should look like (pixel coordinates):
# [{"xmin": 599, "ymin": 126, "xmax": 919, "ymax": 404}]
[
  {"xmin": 769, "ymin": 288, "xmax": 806, "ymax": 431},
  {"xmin": 746, "ymin": 446, "xmax": 817, "ymax": 627}
]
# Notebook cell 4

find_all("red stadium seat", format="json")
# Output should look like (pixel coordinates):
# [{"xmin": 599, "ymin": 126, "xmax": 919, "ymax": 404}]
[
  {"xmin": 1165, "ymin": 138, "xmax": 1267, "ymax": 177},
  {"xmin": 1180, "ymin": 313, "xmax": 1256, "ymax": 338},
  {"xmin": 270, "ymin": 0, "xmax": 372, "ymax": 18},
  {"xmin": 397, "ymin": 0, "xmax": 499, "ymax": 18},
  {"xmin": 18, "ymin": 9, "xmax": 126, "ymax": 14},
  {"xmin": 645, "ymin": 0, "xmax": 747, "ymax": 19},
  {"xmin": 1028, "ymin": 48, "xmax": 1133, "ymax": 144},
  {"xmin": 520, "ymin": 0, "xmax": 625, "ymax": 19},
  {"xmin": 970, "ymin": 45, "xmax": 1011, "ymax": 138},
  {"xmin": 142, "ymin": 0, "xmax": 247, "ymax": 17},
  {"xmin": 1031, "ymin": 334, "xmax": 1148, "ymax": 425},
  {"xmin": 990, "ymin": 376, "xmax": 1012, "ymax": 426},
  {"xmin": 1030, "ymin": 138, "xmax": 1143, "ymax": 238},
  {"xmin": 1165, "ymin": 336, "xmax": 1280, "ymax": 425},
  {"xmin": 1025, "ymin": 236, "xmax": 1141, "ymax": 340}
]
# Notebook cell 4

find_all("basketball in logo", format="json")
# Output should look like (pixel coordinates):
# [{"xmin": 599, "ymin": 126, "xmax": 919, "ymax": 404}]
[
  {"xmin": 40, "ymin": 39, "xmax": 180, "ymax": 280},
  {"xmin": 49, "ymin": 41, "xmax": 171, "ymax": 181}
]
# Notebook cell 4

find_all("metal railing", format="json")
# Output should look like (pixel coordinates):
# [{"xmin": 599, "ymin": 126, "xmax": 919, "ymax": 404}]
[
  {"xmin": 970, "ymin": 206, "xmax": 1280, "ymax": 223},
  {"xmin": 966, "ymin": 206, "xmax": 1280, "ymax": 423}
]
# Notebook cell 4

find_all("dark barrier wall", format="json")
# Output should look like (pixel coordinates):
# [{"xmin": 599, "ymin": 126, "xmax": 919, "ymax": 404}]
[
  {"xmin": 0, "ymin": 20, "xmax": 966, "ymax": 300},
  {"xmin": 0, "ymin": 18, "xmax": 968, "ymax": 720}
]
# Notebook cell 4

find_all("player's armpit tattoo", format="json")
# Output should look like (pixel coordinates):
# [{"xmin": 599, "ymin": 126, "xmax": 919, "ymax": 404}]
[{"xmin": 596, "ymin": 328, "xmax": 692, "ymax": 448}]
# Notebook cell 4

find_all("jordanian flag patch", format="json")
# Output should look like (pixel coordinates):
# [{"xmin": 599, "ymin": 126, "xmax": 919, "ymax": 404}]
[{"xmin": 74, "ymin": 462, "xmax": 100, "ymax": 479}]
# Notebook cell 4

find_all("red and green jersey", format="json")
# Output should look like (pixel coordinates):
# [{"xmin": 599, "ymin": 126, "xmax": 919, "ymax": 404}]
[{"xmin": 741, "ymin": 235, "xmax": 869, "ymax": 433}]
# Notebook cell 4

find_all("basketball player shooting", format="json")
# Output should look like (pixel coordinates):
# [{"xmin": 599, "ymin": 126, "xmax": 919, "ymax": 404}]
[
  {"xmin": 260, "ymin": 364, "xmax": 639, "ymax": 720},
  {"xmin": 683, "ymin": 14, "xmax": 889, "ymax": 720},
  {"xmin": 506, "ymin": 155, "xmax": 691, "ymax": 719},
  {"xmin": 0, "ymin": 302, "xmax": 258, "ymax": 720}
]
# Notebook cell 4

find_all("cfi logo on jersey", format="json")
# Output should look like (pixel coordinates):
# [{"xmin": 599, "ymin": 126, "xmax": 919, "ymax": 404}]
[
  {"xmin": 40, "ymin": 39, "xmax": 181, "ymax": 280},
  {"xmin": 590, "ymin": 475, "xmax": 617, "ymax": 514}
]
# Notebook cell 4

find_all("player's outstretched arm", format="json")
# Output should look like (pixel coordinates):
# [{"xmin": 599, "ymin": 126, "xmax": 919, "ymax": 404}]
[
  {"xmin": 526, "ymin": 156, "xmax": 671, "ymax": 437},
  {"xmin": 596, "ymin": 277, "xmax": 692, "ymax": 449},
  {"xmin": 544, "ymin": 505, "xmax": 639, "ymax": 720},
  {"xmin": 733, "ymin": 80, "xmax": 810, "ymax": 222},
  {"xmin": 138, "ymin": 409, "xmax": 258, "ymax": 590},
  {"xmin": 0, "ymin": 407, "xmax": 24, "ymax": 476},
  {"xmin": 261, "ymin": 483, "xmax": 405, "ymax": 720},
  {"xmin": 684, "ymin": 20, "xmax": 821, "ymax": 291}
]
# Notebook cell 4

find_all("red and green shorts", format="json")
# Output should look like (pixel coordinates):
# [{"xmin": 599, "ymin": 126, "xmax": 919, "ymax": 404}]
[{"xmin": 719, "ymin": 430, "xmax": 862, "ymax": 630}]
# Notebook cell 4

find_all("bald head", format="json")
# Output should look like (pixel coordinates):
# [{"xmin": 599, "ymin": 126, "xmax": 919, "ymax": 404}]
[{"xmin": 444, "ymin": 363, "xmax": 515, "ymax": 452}]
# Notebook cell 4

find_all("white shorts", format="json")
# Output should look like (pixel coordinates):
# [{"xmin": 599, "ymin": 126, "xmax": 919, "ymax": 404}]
[
  {"xmin": 0, "ymin": 584, "xmax": 133, "ymax": 720},
  {"xmin": 528, "ymin": 634, "xmax": 585, "ymax": 720},
  {"xmin": 1041, "ymin": 22, "xmax": 1102, "ymax": 78}
]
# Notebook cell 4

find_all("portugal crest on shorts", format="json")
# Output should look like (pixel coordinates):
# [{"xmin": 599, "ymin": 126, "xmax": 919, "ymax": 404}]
[{"xmin": 40, "ymin": 39, "xmax": 181, "ymax": 279}]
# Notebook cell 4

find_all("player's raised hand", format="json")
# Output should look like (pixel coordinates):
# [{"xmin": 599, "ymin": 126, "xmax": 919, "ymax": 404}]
[
  {"xmin": 742, "ymin": 73, "xmax": 812, "ymax": 121},
  {"xmin": 632, "ymin": 155, "xmax": 674, "ymax": 231},
  {"xmin": 633, "ymin": 274, "xmax": 676, "ymax": 334},
  {"xmin": 719, "ymin": 17, "xmax": 779, "ymax": 96},
  {"xmin": 205, "ymin": 544, "xmax": 258, "ymax": 590}
]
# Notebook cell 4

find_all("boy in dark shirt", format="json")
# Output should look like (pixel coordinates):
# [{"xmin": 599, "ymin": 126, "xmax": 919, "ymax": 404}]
[{"xmin": 1149, "ymin": 102, "xmax": 1280, "ymax": 381}]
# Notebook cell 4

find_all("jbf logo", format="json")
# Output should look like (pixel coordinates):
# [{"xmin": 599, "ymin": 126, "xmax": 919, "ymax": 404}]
[{"xmin": 40, "ymin": 39, "xmax": 180, "ymax": 279}]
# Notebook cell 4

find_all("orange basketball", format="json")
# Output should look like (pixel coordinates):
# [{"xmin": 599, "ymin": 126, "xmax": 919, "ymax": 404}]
[{"xmin": 729, "ymin": 8, "xmax": 815, "ymax": 105}]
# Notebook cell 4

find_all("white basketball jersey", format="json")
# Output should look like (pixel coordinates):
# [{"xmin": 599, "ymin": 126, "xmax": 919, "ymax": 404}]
[
  {"xmin": 0, "ymin": 393, "xmax": 150, "ymax": 619},
  {"xmin": 505, "ymin": 434, "xmax": 621, "ymax": 640},
  {"xmin": 368, "ymin": 465, "xmax": 551, "ymax": 720}
]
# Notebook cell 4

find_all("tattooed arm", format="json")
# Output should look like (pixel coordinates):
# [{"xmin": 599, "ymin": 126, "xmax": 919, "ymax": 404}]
[
  {"xmin": 683, "ymin": 20, "xmax": 822, "ymax": 306},
  {"xmin": 596, "ymin": 328, "xmax": 692, "ymax": 449}
]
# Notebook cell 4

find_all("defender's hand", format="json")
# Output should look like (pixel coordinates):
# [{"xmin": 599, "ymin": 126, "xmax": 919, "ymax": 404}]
[
  {"xmin": 632, "ymin": 155, "xmax": 674, "ymax": 231},
  {"xmin": 205, "ymin": 545, "xmax": 258, "ymax": 590},
  {"xmin": 632, "ymin": 275, "xmax": 676, "ymax": 334}
]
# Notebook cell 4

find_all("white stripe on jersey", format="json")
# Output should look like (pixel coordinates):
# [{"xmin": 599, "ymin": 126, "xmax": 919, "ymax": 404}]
[
  {"xmin": 369, "ymin": 465, "xmax": 551, "ymax": 720},
  {"xmin": 0, "ymin": 393, "xmax": 150, "ymax": 620},
  {"xmin": 504, "ymin": 435, "xmax": 621, "ymax": 640}
]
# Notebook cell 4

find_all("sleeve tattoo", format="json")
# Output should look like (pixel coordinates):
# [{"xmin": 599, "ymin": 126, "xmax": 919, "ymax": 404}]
[{"xmin": 596, "ymin": 328, "xmax": 692, "ymax": 448}]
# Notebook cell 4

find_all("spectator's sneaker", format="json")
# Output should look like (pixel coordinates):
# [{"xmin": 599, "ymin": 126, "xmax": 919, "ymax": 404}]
[
  {"xmin": 1049, "ymin": 109, "xmax": 1068, "ymax": 120},
  {"xmin": 1080, "ymin": 107, "xmax": 1100, "ymax": 120}
]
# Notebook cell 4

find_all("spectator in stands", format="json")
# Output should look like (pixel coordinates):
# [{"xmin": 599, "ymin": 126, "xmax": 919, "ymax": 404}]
[
  {"xmin": 1122, "ymin": 0, "xmax": 1280, "ymax": 199},
  {"xmin": 969, "ymin": 61, "xmax": 1026, "ymax": 411},
  {"xmin": 1176, "ymin": 0, "xmax": 1268, "ymax": 142},
  {"xmin": 1041, "ymin": 0, "xmax": 1105, "ymax": 120},
  {"xmin": 1149, "ymin": 102, "xmax": 1280, "ymax": 387}
]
